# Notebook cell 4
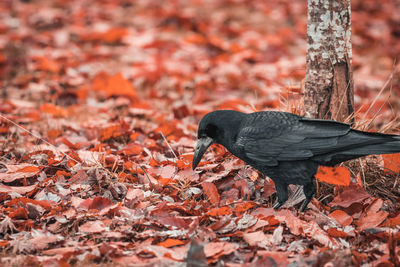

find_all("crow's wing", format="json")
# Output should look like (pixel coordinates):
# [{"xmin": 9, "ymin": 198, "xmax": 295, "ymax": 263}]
[{"xmin": 236, "ymin": 112, "xmax": 352, "ymax": 166}]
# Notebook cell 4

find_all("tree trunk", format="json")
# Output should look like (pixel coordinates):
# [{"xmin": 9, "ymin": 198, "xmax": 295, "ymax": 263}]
[{"xmin": 304, "ymin": 0, "xmax": 354, "ymax": 122}]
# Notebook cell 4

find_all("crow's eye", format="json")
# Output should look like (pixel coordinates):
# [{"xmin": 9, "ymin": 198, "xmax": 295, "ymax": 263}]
[{"xmin": 205, "ymin": 124, "xmax": 218, "ymax": 138}]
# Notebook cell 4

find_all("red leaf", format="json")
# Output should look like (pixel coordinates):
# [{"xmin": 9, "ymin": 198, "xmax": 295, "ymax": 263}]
[
  {"xmin": 315, "ymin": 166, "xmax": 351, "ymax": 186},
  {"xmin": 326, "ymin": 228, "xmax": 350, "ymax": 238},
  {"xmin": 202, "ymin": 182, "xmax": 220, "ymax": 204},
  {"xmin": 79, "ymin": 197, "xmax": 112, "ymax": 211}
]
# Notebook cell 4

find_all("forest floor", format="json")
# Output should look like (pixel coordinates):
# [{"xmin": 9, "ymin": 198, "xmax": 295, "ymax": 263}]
[{"xmin": 0, "ymin": 0, "xmax": 400, "ymax": 266}]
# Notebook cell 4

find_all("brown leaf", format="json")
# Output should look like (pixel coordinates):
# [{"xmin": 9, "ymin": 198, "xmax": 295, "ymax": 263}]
[
  {"xmin": 329, "ymin": 186, "xmax": 370, "ymax": 208},
  {"xmin": 203, "ymin": 242, "xmax": 237, "ymax": 259},
  {"xmin": 0, "ymin": 184, "xmax": 36, "ymax": 195},
  {"xmin": 0, "ymin": 165, "xmax": 40, "ymax": 183},
  {"xmin": 356, "ymin": 199, "xmax": 388, "ymax": 230},
  {"xmin": 79, "ymin": 220, "xmax": 108, "ymax": 233},
  {"xmin": 242, "ymin": 231, "xmax": 272, "ymax": 248}
]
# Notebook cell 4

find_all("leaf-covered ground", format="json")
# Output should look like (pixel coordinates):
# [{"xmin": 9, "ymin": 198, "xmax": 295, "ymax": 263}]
[{"xmin": 0, "ymin": 0, "xmax": 400, "ymax": 266}]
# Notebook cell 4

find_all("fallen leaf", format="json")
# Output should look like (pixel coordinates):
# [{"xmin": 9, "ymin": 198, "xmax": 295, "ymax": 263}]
[
  {"xmin": 92, "ymin": 72, "xmax": 138, "ymax": 101},
  {"xmin": 8, "ymin": 207, "xmax": 28, "ymax": 219},
  {"xmin": 356, "ymin": 199, "xmax": 388, "ymax": 230},
  {"xmin": 79, "ymin": 220, "xmax": 108, "ymax": 233},
  {"xmin": 315, "ymin": 166, "xmax": 351, "ymax": 186},
  {"xmin": 40, "ymin": 103, "xmax": 67, "ymax": 118},
  {"xmin": 0, "ymin": 184, "xmax": 36, "ymax": 195},
  {"xmin": 242, "ymin": 231, "xmax": 272, "ymax": 248},
  {"xmin": 206, "ymin": 206, "xmax": 232, "ymax": 217},
  {"xmin": 203, "ymin": 242, "xmax": 237, "ymax": 258},
  {"xmin": 382, "ymin": 153, "xmax": 400, "ymax": 173},
  {"xmin": 329, "ymin": 186, "xmax": 370, "ymax": 208},
  {"xmin": 202, "ymin": 182, "xmax": 220, "ymax": 204},
  {"xmin": 158, "ymin": 238, "xmax": 185, "ymax": 248},
  {"xmin": 330, "ymin": 210, "xmax": 353, "ymax": 226}
]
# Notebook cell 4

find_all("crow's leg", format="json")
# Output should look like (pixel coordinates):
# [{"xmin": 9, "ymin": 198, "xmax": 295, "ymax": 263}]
[
  {"xmin": 300, "ymin": 181, "xmax": 316, "ymax": 212},
  {"xmin": 273, "ymin": 182, "xmax": 288, "ymax": 210}
]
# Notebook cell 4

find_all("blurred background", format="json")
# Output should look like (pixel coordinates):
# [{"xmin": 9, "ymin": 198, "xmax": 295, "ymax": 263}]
[{"xmin": 0, "ymin": 0, "xmax": 399, "ymax": 126}]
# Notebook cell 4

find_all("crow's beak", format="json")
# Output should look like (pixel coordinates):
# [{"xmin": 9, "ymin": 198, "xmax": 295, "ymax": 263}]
[{"xmin": 192, "ymin": 137, "xmax": 214, "ymax": 170}]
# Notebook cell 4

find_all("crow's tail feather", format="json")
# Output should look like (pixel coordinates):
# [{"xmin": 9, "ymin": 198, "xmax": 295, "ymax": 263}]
[{"xmin": 315, "ymin": 131, "xmax": 400, "ymax": 166}]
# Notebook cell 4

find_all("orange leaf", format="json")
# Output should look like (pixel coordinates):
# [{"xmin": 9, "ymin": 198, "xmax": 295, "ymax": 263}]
[
  {"xmin": 7, "ymin": 197, "xmax": 52, "ymax": 210},
  {"xmin": 158, "ymin": 178, "xmax": 173, "ymax": 186},
  {"xmin": 82, "ymin": 27, "xmax": 128, "ymax": 43},
  {"xmin": 34, "ymin": 56, "xmax": 59, "ymax": 73},
  {"xmin": 315, "ymin": 166, "xmax": 350, "ymax": 186},
  {"xmin": 184, "ymin": 33, "xmax": 207, "ymax": 44},
  {"xmin": 9, "ymin": 207, "xmax": 28, "ymax": 219},
  {"xmin": 18, "ymin": 166, "xmax": 40, "ymax": 173},
  {"xmin": 329, "ymin": 209, "xmax": 353, "ymax": 226},
  {"xmin": 98, "ymin": 124, "xmax": 122, "ymax": 141},
  {"xmin": 383, "ymin": 153, "xmax": 400, "ymax": 173},
  {"xmin": 158, "ymin": 238, "xmax": 185, "ymax": 248},
  {"xmin": 47, "ymin": 129, "xmax": 62, "ymax": 139},
  {"xmin": 120, "ymin": 143, "xmax": 143, "ymax": 156},
  {"xmin": 102, "ymin": 28, "xmax": 129, "ymax": 43},
  {"xmin": 202, "ymin": 182, "xmax": 220, "ymax": 204},
  {"xmin": 234, "ymin": 202, "xmax": 256, "ymax": 213},
  {"xmin": 108, "ymin": 72, "xmax": 137, "ymax": 99},
  {"xmin": 92, "ymin": 72, "xmax": 138, "ymax": 101},
  {"xmin": 207, "ymin": 206, "xmax": 232, "ymax": 216},
  {"xmin": 40, "ymin": 103, "xmax": 67, "ymax": 118}
]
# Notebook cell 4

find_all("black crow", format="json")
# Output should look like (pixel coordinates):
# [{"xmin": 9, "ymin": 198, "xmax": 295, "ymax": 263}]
[{"xmin": 192, "ymin": 110, "xmax": 400, "ymax": 211}]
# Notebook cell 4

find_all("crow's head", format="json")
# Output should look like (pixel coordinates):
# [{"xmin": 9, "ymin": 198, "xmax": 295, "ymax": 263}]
[{"xmin": 192, "ymin": 110, "xmax": 244, "ymax": 170}]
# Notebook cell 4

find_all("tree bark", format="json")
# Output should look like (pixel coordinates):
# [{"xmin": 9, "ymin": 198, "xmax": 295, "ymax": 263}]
[{"xmin": 304, "ymin": 0, "xmax": 354, "ymax": 122}]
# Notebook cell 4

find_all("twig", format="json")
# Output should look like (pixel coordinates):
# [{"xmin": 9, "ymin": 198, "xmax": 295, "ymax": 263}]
[
  {"xmin": 140, "ymin": 166, "xmax": 154, "ymax": 190},
  {"xmin": 159, "ymin": 131, "xmax": 178, "ymax": 158},
  {"xmin": 0, "ymin": 112, "xmax": 79, "ymax": 164},
  {"xmin": 360, "ymin": 70, "xmax": 395, "ymax": 119}
]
